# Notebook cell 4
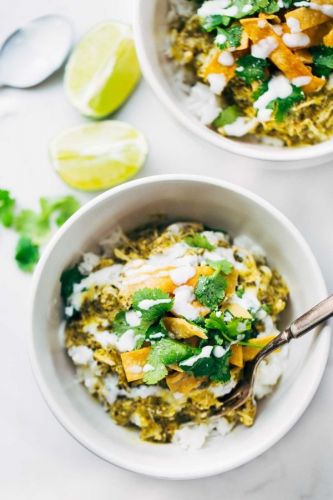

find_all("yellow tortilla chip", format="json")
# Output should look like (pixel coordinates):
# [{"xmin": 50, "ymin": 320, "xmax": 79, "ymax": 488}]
[
  {"xmin": 202, "ymin": 51, "xmax": 236, "ymax": 80},
  {"xmin": 324, "ymin": 26, "xmax": 333, "ymax": 46},
  {"xmin": 241, "ymin": 18, "xmax": 325, "ymax": 93},
  {"xmin": 285, "ymin": 8, "xmax": 329, "ymax": 31},
  {"xmin": 294, "ymin": 48, "xmax": 313, "ymax": 63}
]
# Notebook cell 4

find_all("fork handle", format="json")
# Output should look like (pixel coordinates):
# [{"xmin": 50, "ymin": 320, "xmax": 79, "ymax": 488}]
[
  {"xmin": 255, "ymin": 294, "xmax": 333, "ymax": 362},
  {"xmin": 289, "ymin": 294, "xmax": 333, "ymax": 338}
]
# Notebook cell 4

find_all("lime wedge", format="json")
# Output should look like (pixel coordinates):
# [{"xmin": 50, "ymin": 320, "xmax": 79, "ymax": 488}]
[
  {"xmin": 64, "ymin": 21, "xmax": 141, "ymax": 118},
  {"xmin": 49, "ymin": 121, "xmax": 148, "ymax": 191}
]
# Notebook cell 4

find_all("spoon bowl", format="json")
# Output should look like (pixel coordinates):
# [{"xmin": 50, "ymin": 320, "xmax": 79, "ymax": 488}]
[{"xmin": 0, "ymin": 15, "xmax": 73, "ymax": 88}]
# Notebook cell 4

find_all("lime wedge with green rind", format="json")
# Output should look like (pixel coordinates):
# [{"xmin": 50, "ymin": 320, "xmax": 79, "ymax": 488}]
[
  {"xmin": 64, "ymin": 21, "xmax": 141, "ymax": 118},
  {"xmin": 49, "ymin": 121, "xmax": 147, "ymax": 191}
]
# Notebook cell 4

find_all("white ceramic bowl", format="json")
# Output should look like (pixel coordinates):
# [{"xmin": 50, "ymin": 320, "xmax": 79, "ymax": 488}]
[
  {"xmin": 29, "ymin": 175, "xmax": 330, "ymax": 479},
  {"xmin": 133, "ymin": 0, "xmax": 333, "ymax": 167}
]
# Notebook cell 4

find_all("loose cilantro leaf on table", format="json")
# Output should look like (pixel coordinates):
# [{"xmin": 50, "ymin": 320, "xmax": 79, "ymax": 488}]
[
  {"xmin": 213, "ymin": 105, "xmax": 241, "ymax": 128},
  {"xmin": 185, "ymin": 233, "xmax": 215, "ymax": 250},
  {"xmin": 236, "ymin": 55, "xmax": 268, "ymax": 84},
  {"xmin": 15, "ymin": 236, "xmax": 40, "ymax": 272},
  {"xmin": 15, "ymin": 195, "xmax": 80, "ymax": 244},
  {"xmin": 215, "ymin": 25, "xmax": 243, "ymax": 50},
  {"xmin": 310, "ymin": 46, "xmax": 333, "ymax": 77},
  {"xmin": 132, "ymin": 288, "xmax": 174, "ymax": 322},
  {"xmin": 60, "ymin": 264, "xmax": 84, "ymax": 301},
  {"xmin": 143, "ymin": 338, "xmax": 198, "ymax": 384},
  {"xmin": 0, "ymin": 189, "xmax": 16, "ymax": 227}
]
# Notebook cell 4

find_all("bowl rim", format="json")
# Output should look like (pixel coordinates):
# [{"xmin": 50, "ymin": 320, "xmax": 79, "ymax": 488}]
[
  {"xmin": 133, "ymin": 0, "xmax": 333, "ymax": 163},
  {"xmin": 29, "ymin": 174, "xmax": 330, "ymax": 479}
]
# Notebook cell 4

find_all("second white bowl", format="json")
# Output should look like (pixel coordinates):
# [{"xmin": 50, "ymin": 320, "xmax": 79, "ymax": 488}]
[{"xmin": 133, "ymin": 0, "xmax": 333, "ymax": 167}]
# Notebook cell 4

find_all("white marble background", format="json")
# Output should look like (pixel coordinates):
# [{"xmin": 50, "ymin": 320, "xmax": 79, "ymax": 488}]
[{"xmin": 0, "ymin": 0, "xmax": 332, "ymax": 498}]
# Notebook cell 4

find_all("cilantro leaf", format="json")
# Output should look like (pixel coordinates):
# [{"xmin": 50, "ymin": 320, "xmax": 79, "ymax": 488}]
[
  {"xmin": 60, "ymin": 264, "xmax": 85, "ymax": 301},
  {"xmin": 143, "ymin": 338, "xmax": 198, "ymax": 384},
  {"xmin": 202, "ymin": 15, "xmax": 231, "ymax": 31},
  {"xmin": 236, "ymin": 286, "xmax": 245, "ymax": 298},
  {"xmin": 215, "ymin": 25, "xmax": 243, "ymax": 50},
  {"xmin": 112, "ymin": 311, "xmax": 149, "ymax": 349},
  {"xmin": 180, "ymin": 347, "xmax": 231, "ymax": 383},
  {"xmin": 267, "ymin": 85, "xmax": 305, "ymax": 122},
  {"xmin": 145, "ymin": 320, "xmax": 169, "ymax": 343},
  {"xmin": 205, "ymin": 311, "xmax": 253, "ymax": 343},
  {"xmin": 15, "ymin": 195, "xmax": 80, "ymax": 244},
  {"xmin": 185, "ymin": 233, "xmax": 215, "ymax": 250},
  {"xmin": 213, "ymin": 105, "xmax": 241, "ymax": 128},
  {"xmin": 132, "ymin": 288, "xmax": 174, "ymax": 322},
  {"xmin": 15, "ymin": 236, "xmax": 40, "ymax": 272},
  {"xmin": 236, "ymin": 55, "xmax": 268, "ymax": 84},
  {"xmin": 310, "ymin": 45, "xmax": 333, "ymax": 77},
  {"xmin": 0, "ymin": 189, "xmax": 15, "ymax": 227},
  {"xmin": 195, "ymin": 273, "xmax": 227, "ymax": 309},
  {"xmin": 206, "ymin": 258, "xmax": 233, "ymax": 275}
]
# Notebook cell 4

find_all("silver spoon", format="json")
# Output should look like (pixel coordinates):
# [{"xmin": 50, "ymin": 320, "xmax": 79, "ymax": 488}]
[
  {"xmin": 217, "ymin": 294, "xmax": 333, "ymax": 414},
  {"xmin": 0, "ymin": 15, "xmax": 73, "ymax": 88}
]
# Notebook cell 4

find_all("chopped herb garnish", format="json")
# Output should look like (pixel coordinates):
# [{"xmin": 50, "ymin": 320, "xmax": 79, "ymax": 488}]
[
  {"xmin": 213, "ymin": 105, "xmax": 241, "ymax": 128},
  {"xmin": 195, "ymin": 271, "xmax": 227, "ymax": 309},
  {"xmin": 60, "ymin": 264, "xmax": 84, "ymax": 301},
  {"xmin": 185, "ymin": 233, "xmax": 215, "ymax": 250},
  {"xmin": 267, "ymin": 85, "xmax": 305, "ymax": 122},
  {"xmin": 180, "ymin": 348, "xmax": 231, "ymax": 383},
  {"xmin": 310, "ymin": 45, "xmax": 333, "ymax": 77},
  {"xmin": 236, "ymin": 55, "xmax": 268, "ymax": 84},
  {"xmin": 236, "ymin": 286, "xmax": 245, "ymax": 298},
  {"xmin": 215, "ymin": 25, "xmax": 243, "ymax": 50},
  {"xmin": 143, "ymin": 338, "xmax": 198, "ymax": 384},
  {"xmin": 202, "ymin": 14, "xmax": 231, "ymax": 31},
  {"xmin": 132, "ymin": 288, "xmax": 174, "ymax": 322},
  {"xmin": 206, "ymin": 258, "xmax": 233, "ymax": 275}
]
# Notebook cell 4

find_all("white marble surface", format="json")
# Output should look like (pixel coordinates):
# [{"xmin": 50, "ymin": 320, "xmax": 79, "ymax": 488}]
[{"xmin": 0, "ymin": 0, "xmax": 332, "ymax": 498}]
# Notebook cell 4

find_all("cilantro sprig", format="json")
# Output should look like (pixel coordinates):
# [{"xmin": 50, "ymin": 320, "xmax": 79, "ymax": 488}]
[
  {"xmin": 180, "ymin": 348, "xmax": 231, "ymax": 383},
  {"xmin": 215, "ymin": 25, "xmax": 243, "ymax": 50},
  {"xmin": 0, "ymin": 189, "xmax": 80, "ymax": 272},
  {"xmin": 236, "ymin": 55, "xmax": 268, "ymax": 84},
  {"xmin": 185, "ymin": 233, "xmax": 215, "ymax": 251},
  {"xmin": 194, "ymin": 259, "xmax": 233, "ymax": 309},
  {"xmin": 144, "ymin": 338, "xmax": 198, "ymax": 384},
  {"xmin": 111, "ymin": 288, "xmax": 174, "ymax": 349},
  {"xmin": 0, "ymin": 190, "xmax": 16, "ymax": 227},
  {"xmin": 310, "ymin": 46, "xmax": 333, "ymax": 77}
]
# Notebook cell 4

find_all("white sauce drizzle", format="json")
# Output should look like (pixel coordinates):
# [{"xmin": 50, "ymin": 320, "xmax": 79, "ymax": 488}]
[
  {"xmin": 251, "ymin": 36, "xmax": 278, "ymax": 59},
  {"xmin": 207, "ymin": 73, "xmax": 227, "ymax": 94}
]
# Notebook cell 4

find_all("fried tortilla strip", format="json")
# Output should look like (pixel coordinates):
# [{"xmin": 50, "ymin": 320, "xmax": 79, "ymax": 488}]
[
  {"xmin": 324, "ymin": 26, "xmax": 333, "ymax": 45},
  {"xmin": 241, "ymin": 18, "xmax": 325, "ymax": 92},
  {"xmin": 258, "ymin": 13, "xmax": 281, "ymax": 23},
  {"xmin": 294, "ymin": 48, "xmax": 313, "ymax": 63},
  {"xmin": 285, "ymin": 7, "xmax": 329, "ymax": 31},
  {"xmin": 202, "ymin": 50, "xmax": 236, "ymax": 80},
  {"xmin": 166, "ymin": 371, "xmax": 204, "ymax": 394},
  {"xmin": 121, "ymin": 347, "xmax": 151, "ymax": 382},
  {"xmin": 164, "ymin": 316, "xmax": 208, "ymax": 340}
]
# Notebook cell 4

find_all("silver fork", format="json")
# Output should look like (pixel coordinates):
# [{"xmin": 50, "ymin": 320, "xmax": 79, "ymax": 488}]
[{"xmin": 217, "ymin": 294, "xmax": 333, "ymax": 414}]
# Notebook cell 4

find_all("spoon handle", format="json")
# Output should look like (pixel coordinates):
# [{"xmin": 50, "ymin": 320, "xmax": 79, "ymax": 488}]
[{"xmin": 289, "ymin": 294, "xmax": 333, "ymax": 338}]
